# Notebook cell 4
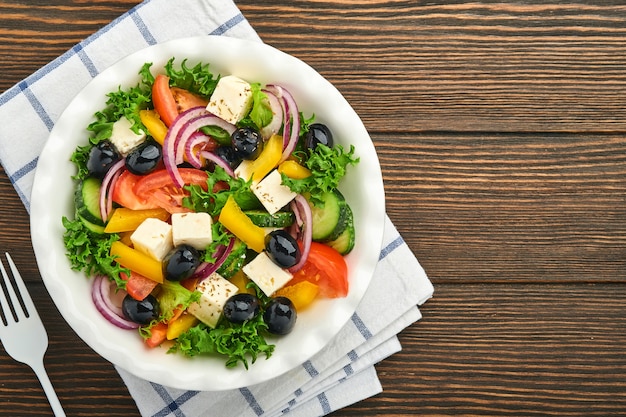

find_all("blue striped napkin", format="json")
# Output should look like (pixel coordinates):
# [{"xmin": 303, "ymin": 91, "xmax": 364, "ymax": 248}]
[{"xmin": 0, "ymin": 0, "xmax": 433, "ymax": 415}]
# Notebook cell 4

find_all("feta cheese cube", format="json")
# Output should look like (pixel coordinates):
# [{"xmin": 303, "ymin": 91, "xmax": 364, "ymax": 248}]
[
  {"xmin": 234, "ymin": 159, "xmax": 254, "ymax": 182},
  {"xmin": 109, "ymin": 116, "xmax": 146, "ymax": 155},
  {"xmin": 171, "ymin": 212, "xmax": 213, "ymax": 250},
  {"xmin": 243, "ymin": 252, "xmax": 293, "ymax": 297},
  {"xmin": 187, "ymin": 272, "xmax": 239, "ymax": 328},
  {"xmin": 252, "ymin": 169, "xmax": 297, "ymax": 215},
  {"xmin": 130, "ymin": 218, "xmax": 173, "ymax": 262},
  {"xmin": 206, "ymin": 75, "xmax": 253, "ymax": 124}
]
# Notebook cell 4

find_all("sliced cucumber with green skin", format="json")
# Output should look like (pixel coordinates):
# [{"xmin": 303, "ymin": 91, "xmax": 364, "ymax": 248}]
[
  {"xmin": 327, "ymin": 204, "xmax": 355, "ymax": 254},
  {"xmin": 75, "ymin": 177, "xmax": 104, "ymax": 226},
  {"xmin": 309, "ymin": 189, "xmax": 349, "ymax": 242},
  {"xmin": 244, "ymin": 210, "xmax": 295, "ymax": 228},
  {"xmin": 78, "ymin": 214, "xmax": 106, "ymax": 235}
]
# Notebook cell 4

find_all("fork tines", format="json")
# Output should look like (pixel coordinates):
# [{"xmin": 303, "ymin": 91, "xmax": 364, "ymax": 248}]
[{"xmin": 0, "ymin": 253, "xmax": 33, "ymax": 326}]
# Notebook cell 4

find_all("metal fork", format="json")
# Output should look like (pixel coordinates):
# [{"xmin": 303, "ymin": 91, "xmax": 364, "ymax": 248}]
[{"xmin": 0, "ymin": 253, "xmax": 66, "ymax": 417}]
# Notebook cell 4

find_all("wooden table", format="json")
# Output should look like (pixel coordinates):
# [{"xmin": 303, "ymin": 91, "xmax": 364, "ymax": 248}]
[{"xmin": 0, "ymin": 1, "xmax": 625, "ymax": 415}]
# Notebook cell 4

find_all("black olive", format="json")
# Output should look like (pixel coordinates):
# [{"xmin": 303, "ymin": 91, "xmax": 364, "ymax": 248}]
[
  {"xmin": 231, "ymin": 127, "xmax": 263, "ymax": 160},
  {"xmin": 263, "ymin": 297, "xmax": 297, "ymax": 335},
  {"xmin": 87, "ymin": 140, "xmax": 122, "ymax": 179},
  {"xmin": 121, "ymin": 294, "xmax": 159, "ymax": 325},
  {"xmin": 125, "ymin": 140, "xmax": 162, "ymax": 175},
  {"xmin": 223, "ymin": 293, "xmax": 261, "ymax": 324},
  {"xmin": 265, "ymin": 230, "xmax": 301, "ymax": 268},
  {"xmin": 304, "ymin": 123, "xmax": 334, "ymax": 150},
  {"xmin": 163, "ymin": 244, "xmax": 201, "ymax": 281},
  {"xmin": 214, "ymin": 145, "xmax": 241, "ymax": 169}
]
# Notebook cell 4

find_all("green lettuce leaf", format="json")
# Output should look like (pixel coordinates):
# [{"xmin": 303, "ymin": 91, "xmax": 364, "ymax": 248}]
[
  {"xmin": 168, "ymin": 314, "xmax": 274, "ymax": 369},
  {"xmin": 61, "ymin": 217, "xmax": 128, "ymax": 289},
  {"xmin": 282, "ymin": 143, "xmax": 359, "ymax": 206}
]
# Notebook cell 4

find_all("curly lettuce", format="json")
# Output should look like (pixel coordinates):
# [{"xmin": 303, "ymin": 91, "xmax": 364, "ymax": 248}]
[
  {"xmin": 282, "ymin": 143, "xmax": 359, "ymax": 206},
  {"xmin": 61, "ymin": 217, "xmax": 128, "ymax": 289}
]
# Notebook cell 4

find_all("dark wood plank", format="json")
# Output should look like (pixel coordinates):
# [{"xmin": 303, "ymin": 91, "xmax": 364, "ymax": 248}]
[
  {"xmin": 237, "ymin": 1, "xmax": 626, "ymax": 133},
  {"xmin": 375, "ymin": 132, "xmax": 626, "ymax": 284},
  {"xmin": 342, "ymin": 283, "xmax": 626, "ymax": 416},
  {"xmin": 0, "ymin": 0, "xmax": 142, "ymax": 85},
  {"xmin": 0, "ymin": 1, "xmax": 623, "ymax": 416}
]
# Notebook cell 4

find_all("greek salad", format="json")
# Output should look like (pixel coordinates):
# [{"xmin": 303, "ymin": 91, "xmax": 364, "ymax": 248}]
[{"xmin": 62, "ymin": 58, "xmax": 359, "ymax": 368}]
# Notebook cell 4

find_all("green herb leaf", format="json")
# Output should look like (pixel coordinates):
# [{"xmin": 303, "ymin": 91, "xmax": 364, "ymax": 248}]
[
  {"xmin": 182, "ymin": 166, "xmax": 256, "ymax": 216},
  {"xmin": 203, "ymin": 222, "xmax": 232, "ymax": 263},
  {"xmin": 200, "ymin": 125, "xmax": 231, "ymax": 146},
  {"xmin": 216, "ymin": 240, "xmax": 248, "ymax": 279}
]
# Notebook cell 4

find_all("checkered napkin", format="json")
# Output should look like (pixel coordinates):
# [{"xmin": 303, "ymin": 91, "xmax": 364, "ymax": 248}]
[{"xmin": 0, "ymin": 0, "xmax": 434, "ymax": 416}]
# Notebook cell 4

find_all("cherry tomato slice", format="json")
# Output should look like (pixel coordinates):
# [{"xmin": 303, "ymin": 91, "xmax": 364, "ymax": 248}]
[{"xmin": 288, "ymin": 242, "xmax": 349, "ymax": 298}]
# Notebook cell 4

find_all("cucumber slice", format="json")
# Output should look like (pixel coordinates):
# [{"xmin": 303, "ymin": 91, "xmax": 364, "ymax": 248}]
[
  {"xmin": 309, "ymin": 190, "xmax": 348, "ymax": 241},
  {"xmin": 244, "ymin": 210, "xmax": 295, "ymax": 228},
  {"xmin": 75, "ymin": 177, "xmax": 104, "ymax": 226},
  {"xmin": 78, "ymin": 214, "xmax": 106, "ymax": 235},
  {"xmin": 327, "ymin": 205, "xmax": 355, "ymax": 254}
]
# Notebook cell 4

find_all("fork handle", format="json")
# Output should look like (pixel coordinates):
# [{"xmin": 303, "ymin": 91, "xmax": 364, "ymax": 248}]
[{"xmin": 31, "ymin": 359, "xmax": 67, "ymax": 417}]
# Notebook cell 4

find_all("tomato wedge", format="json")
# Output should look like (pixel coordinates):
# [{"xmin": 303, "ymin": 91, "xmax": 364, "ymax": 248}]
[
  {"xmin": 152, "ymin": 74, "xmax": 178, "ymax": 127},
  {"xmin": 288, "ymin": 242, "xmax": 349, "ymax": 298},
  {"xmin": 133, "ymin": 168, "xmax": 209, "ymax": 213},
  {"xmin": 171, "ymin": 87, "xmax": 209, "ymax": 113},
  {"xmin": 111, "ymin": 171, "xmax": 161, "ymax": 210},
  {"xmin": 145, "ymin": 322, "xmax": 169, "ymax": 348},
  {"xmin": 152, "ymin": 75, "xmax": 210, "ymax": 127},
  {"xmin": 122, "ymin": 271, "xmax": 159, "ymax": 301}
]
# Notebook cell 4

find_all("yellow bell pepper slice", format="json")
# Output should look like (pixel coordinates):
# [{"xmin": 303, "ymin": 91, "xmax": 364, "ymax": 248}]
[
  {"xmin": 104, "ymin": 207, "xmax": 170, "ymax": 233},
  {"xmin": 110, "ymin": 241, "xmax": 164, "ymax": 283},
  {"xmin": 274, "ymin": 281, "xmax": 319, "ymax": 311},
  {"xmin": 218, "ymin": 196, "xmax": 266, "ymax": 252},
  {"xmin": 139, "ymin": 109, "xmax": 168, "ymax": 145},
  {"xmin": 166, "ymin": 313, "xmax": 199, "ymax": 340},
  {"xmin": 278, "ymin": 160, "xmax": 311, "ymax": 179},
  {"xmin": 118, "ymin": 231, "xmax": 134, "ymax": 247},
  {"xmin": 245, "ymin": 134, "xmax": 283, "ymax": 182}
]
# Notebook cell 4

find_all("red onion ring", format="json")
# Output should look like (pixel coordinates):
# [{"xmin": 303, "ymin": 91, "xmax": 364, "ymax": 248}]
[
  {"xmin": 99, "ymin": 159, "xmax": 125, "ymax": 221},
  {"xmin": 163, "ymin": 107, "xmax": 208, "ymax": 188},
  {"xmin": 200, "ymin": 150, "xmax": 235, "ymax": 177},
  {"xmin": 288, "ymin": 194, "xmax": 313, "ymax": 272},
  {"xmin": 265, "ymin": 84, "xmax": 300, "ymax": 163},
  {"xmin": 174, "ymin": 114, "xmax": 234, "ymax": 165},
  {"xmin": 265, "ymin": 85, "xmax": 290, "ymax": 149},
  {"xmin": 191, "ymin": 237, "xmax": 236, "ymax": 281},
  {"xmin": 164, "ymin": 107, "xmax": 237, "ymax": 188},
  {"xmin": 185, "ymin": 131, "xmax": 212, "ymax": 169},
  {"xmin": 277, "ymin": 88, "xmax": 300, "ymax": 163},
  {"xmin": 260, "ymin": 89, "xmax": 284, "ymax": 139},
  {"xmin": 91, "ymin": 274, "xmax": 139, "ymax": 330}
]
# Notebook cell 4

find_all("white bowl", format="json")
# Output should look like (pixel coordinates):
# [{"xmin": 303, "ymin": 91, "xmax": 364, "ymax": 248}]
[{"xmin": 30, "ymin": 35, "xmax": 385, "ymax": 391}]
